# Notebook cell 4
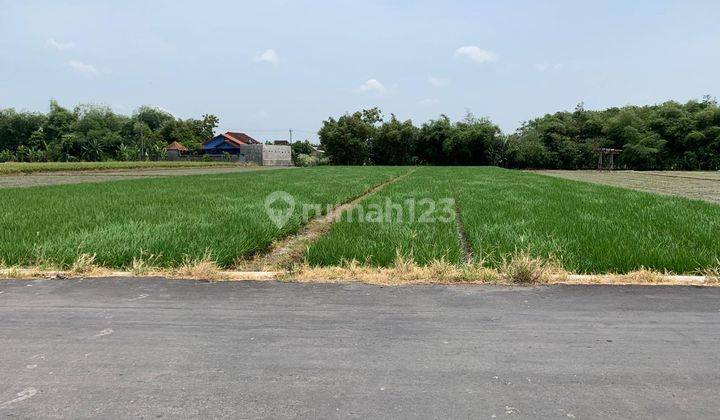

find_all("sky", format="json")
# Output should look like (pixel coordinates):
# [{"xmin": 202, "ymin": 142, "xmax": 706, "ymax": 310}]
[{"xmin": 2, "ymin": 0, "xmax": 720, "ymax": 142}]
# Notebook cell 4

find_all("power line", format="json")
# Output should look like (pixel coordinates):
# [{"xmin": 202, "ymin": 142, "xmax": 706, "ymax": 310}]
[{"xmin": 240, "ymin": 129, "xmax": 316, "ymax": 133}]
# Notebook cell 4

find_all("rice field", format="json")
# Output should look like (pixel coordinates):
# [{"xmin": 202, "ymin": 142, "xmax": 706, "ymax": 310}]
[
  {"xmin": 1, "ymin": 166, "xmax": 719, "ymax": 274},
  {"xmin": 307, "ymin": 167, "xmax": 720, "ymax": 273},
  {"xmin": 0, "ymin": 166, "xmax": 407, "ymax": 267},
  {"xmin": 306, "ymin": 167, "xmax": 463, "ymax": 266}
]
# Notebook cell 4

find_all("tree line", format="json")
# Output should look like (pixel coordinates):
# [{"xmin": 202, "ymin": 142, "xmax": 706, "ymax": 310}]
[
  {"xmin": 3, "ymin": 97, "xmax": 720, "ymax": 169},
  {"xmin": 319, "ymin": 96, "xmax": 720, "ymax": 170},
  {"xmin": 0, "ymin": 100, "xmax": 218, "ymax": 162}
]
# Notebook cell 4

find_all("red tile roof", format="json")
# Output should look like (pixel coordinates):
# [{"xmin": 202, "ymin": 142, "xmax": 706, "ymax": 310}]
[
  {"xmin": 166, "ymin": 140, "xmax": 188, "ymax": 151},
  {"xmin": 224, "ymin": 132, "xmax": 260, "ymax": 145}
]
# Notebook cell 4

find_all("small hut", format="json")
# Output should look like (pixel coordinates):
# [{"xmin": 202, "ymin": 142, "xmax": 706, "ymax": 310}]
[
  {"xmin": 166, "ymin": 141, "xmax": 188, "ymax": 160},
  {"xmin": 596, "ymin": 148, "xmax": 621, "ymax": 170}
]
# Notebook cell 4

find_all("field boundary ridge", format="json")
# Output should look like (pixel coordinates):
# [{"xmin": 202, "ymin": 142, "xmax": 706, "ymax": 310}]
[{"xmin": 243, "ymin": 168, "xmax": 417, "ymax": 270}]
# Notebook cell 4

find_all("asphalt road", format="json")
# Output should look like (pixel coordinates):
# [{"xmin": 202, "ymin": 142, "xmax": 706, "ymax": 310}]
[{"xmin": 1, "ymin": 279, "xmax": 719, "ymax": 419}]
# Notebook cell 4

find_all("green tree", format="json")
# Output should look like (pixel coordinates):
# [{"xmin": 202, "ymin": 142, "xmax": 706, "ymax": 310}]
[
  {"xmin": 416, "ymin": 115, "xmax": 453, "ymax": 164},
  {"xmin": 133, "ymin": 106, "xmax": 174, "ymax": 131},
  {"xmin": 45, "ymin": 100, "xmax": 78, "ymax": 144},
  {"xmin": 446, "ymin": 113, "xmax": 502, "ymax": 165},
  {"xmin": 318, "ymin": 108, "xmax": 381, "ymax": 165},
  {"xmin": 291, "ymin": 140, "xmax": 315, "ymax": 164},
  {"xmin": 372, "ymin": 115, "xmax": 417, "ymax": 165},
  {"xmin": 506, "ymin": 130, "xmax": 551, "ymax": 168}
]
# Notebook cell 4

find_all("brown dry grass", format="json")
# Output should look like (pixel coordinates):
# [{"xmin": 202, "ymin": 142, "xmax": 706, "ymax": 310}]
[
  {"xmin": 173, "ymin": 251, "xmax": 222, "ymax": 280},
  {"xmin": 500, "ymin": 251, "xmax": 550, "ymax": 284},
  {"xmin": 701, "ymin": 259, "xmax": 720, "ymax": 285},
  {"xmin": 69, "ymin": 253, "xmax": 98, "ymax": 275},
  {"xmin": 287, "ymin": 250, "xmax": 501, "ymax": 285},
  {"xmin": 131, "ymin": 252, "xmax": 163, "ymax": 276},
  {"xmin": 0, "ymin": 251, "xmax": 714, "ymax": 287}
]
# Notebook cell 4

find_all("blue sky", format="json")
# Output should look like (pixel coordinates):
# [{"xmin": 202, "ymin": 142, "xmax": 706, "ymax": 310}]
[{"xmin": 2, "ymin": 0, "xmax": 719, "ymax": 142}]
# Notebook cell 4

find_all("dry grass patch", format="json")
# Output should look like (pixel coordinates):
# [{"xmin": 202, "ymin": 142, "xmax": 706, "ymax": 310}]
[
  {"xmin": 173, "ymin": 251, "xmax": 222, "ymax": 280},
  {"xmin": 286, "ymin": 250, "xmax": 501, "ymax": 285},
  {"xmin": 70, "ymin": 253, "xmax": 98, "ymax": 275},
  {"xmin": 554, "ymin": 269, "xmax": 713, "ymax": 286},
  {"xmin": 131, "ymin": 252, "xmax": 163, "ymax": 276},
  {"xmin": 701, "ymin": 259, "xmax": 720, "ymax": 285},
  {"xmin": 0, "ymin": 248, "xmax": 715, "ymax": 287},
  {"xmin": 500, "ymin": 251, "xmax": 551, "ymax": 284}
]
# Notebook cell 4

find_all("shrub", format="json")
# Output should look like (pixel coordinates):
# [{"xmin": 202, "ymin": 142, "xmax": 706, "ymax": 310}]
[
  {"xmin": 294, "ymin": 153, "xmax": 318, "ymax": 167},
  {"xmin": 0, "ymin": 149, "xmax": 15, "ymax": 162}
]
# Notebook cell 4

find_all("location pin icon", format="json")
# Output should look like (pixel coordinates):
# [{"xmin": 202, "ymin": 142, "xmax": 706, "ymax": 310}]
[{"xmin": 264, "ymin": 191, "xmax": 295, "ymax": 229}]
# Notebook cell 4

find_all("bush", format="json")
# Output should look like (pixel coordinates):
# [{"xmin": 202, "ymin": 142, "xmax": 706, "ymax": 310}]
[
  {"xmin": 0, "ymin": 149, "xmax": 16, "ymax": 162},
  {"xmin": 294, "ymin": 153, "xmax": 318, "ymax": 167},
  {"xmin": 28, "ymin": 148, "xmax": 46, "ymax": 163}
]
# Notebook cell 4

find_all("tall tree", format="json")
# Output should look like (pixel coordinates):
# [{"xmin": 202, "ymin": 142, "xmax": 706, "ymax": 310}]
[{"xmin": 319, "ymin": 108, "xmax": 381, "ymax": 165}]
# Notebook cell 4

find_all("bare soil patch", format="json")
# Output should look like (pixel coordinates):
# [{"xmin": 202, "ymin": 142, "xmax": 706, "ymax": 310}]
[
  {"xmin": 533, "ymin": 170, "xmax": 720, "ymax": 204},
  {"xmin": 0, "ymin": 165, "xmax": 276, "ymax": 189}
]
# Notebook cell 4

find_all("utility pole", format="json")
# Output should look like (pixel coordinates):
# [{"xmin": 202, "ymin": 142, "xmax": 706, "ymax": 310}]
[{"xmin": 289, "ymin": 129, "xmax": 293, "ymax": 144}]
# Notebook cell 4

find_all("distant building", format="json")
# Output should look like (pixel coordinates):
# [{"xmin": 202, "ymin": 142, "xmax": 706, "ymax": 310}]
[
  {"xmin": 273, "ymin": 140, "xmax": 290, "ymax": 146},
  {"xmin": 308, "ymin": 144, "xmax": 324, "ymax": 158},
  {"xmin": 166, "ymin": 141, "xmax": 188, "ymax": 160},
  {"xmin": 202, "ymin": 132, "xmax": 260, "ymax": 155},
  {"xmin": 202, "ymin": 131, "xmax": 292, "ymax": 166}
]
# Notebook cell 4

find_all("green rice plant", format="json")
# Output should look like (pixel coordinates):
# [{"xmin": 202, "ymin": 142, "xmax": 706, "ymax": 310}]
[
  {"xmin": 0, "ymin": 166, "xmax": 408, "ymax": 268},
  {"xmin": 309, "ymin": 166, "xmax": 720, "ymax": 274},
  {"xmin": 306, "ymin": 167, "xmax": 463, "ymax": 266},
  {"xmin": 454, "ymin": 167, "xmax": 720, "ymax": 273}
]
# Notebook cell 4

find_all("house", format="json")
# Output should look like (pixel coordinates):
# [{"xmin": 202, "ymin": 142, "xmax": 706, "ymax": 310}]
[
  {"xmin": 166, "ymin": 141, "xmax": 188, "ymax": 160},
  {"xmin": 273, "ymin": 140, "xmax": 290, "ymax": 146},
  {"xmin": 202, "ymin": 132, "xmax": 260, "ymax": 155},
  {"xmin": 308, "ymin": 144, "xmax": 325, "ymax": 158},
  {"xmin": 202, "ymin": 131, "xmax": 292, "ymax": 166}
]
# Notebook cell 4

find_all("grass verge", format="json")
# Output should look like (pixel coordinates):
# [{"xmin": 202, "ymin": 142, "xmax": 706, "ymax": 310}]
[{"xmin": 0, "ymin": 251, "xmax": 714, "ymax": 287}]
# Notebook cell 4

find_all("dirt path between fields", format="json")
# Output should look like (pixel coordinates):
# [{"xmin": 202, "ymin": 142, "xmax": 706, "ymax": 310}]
[
  {"xmin": 533, "ymin": 170, "xmax": 720, "ymax": 204},
  {"xmin": 0, "ymin": 166, "xmax": 281, "ymax": 189},
  {"xmin": 454, "ymin": 200, "xmax": 473, "ymax": 264},
  {"xmin": 245, "ymin": 169, "xmax": 416, "ymax": 270}
]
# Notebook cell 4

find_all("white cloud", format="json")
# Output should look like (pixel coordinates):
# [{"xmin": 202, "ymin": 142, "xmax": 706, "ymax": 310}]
[
  {"xmin": 358, "ymin": 78, "xmax": 387, "ymax": 94},
  {"xmin": 66, "ymin": 60, "xmax": 96, "ymax": 73},
  {"xmin": 454, "ymin": 46, "xmax": 497, "ymax": 64},
  {"xmin": 253, "ymin": 49, "xmax": 280, "ymax": 65},
  {"xmin": 419, "ymin": 98, "xmax": 438, "ymax": 105},
  {"xmin": 47, "ymin": 38, "xmax": 75, "ymax": 51},
  {"xmin": 428, "ymin": 76, "xmax": 448, "ymax": 87}
]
